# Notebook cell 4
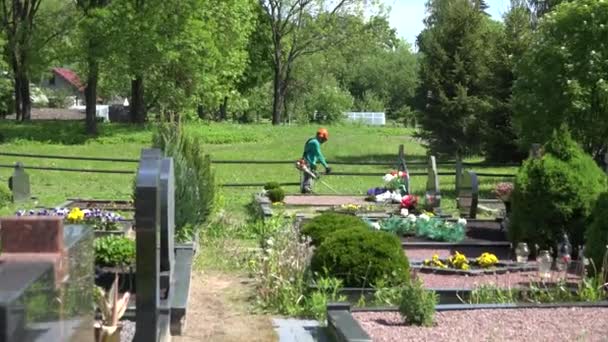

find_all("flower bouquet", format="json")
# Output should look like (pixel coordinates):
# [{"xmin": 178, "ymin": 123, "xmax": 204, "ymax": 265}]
[
  {"xmin": 494, "ymin": 182, "xmax": 514, "ymax": 202},
  {"xmin": 16, "ymin": 207, "xmax": 123, "ymax": 231},
  {"xmin": 366, "ymin": 170, "xmax": 410, "ymax": 204}
]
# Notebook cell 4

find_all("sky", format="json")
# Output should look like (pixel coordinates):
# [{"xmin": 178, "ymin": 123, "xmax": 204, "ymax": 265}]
[{"xmin": 385, "ymin": 0, "xmax": 511, "ymax": 47}]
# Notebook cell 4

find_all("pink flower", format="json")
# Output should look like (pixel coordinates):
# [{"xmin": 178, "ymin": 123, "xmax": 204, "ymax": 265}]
[{"xmin": 400, "ymin": 195, "xmax": 418, "ymax": 209}]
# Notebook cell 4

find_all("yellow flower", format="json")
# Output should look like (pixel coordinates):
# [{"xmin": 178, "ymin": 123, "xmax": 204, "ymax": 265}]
[
  {"xmin": 476, "ymin": 252, "xmax": 498, "ymax": 268},
  {"xmin": 67, "ymin": 208, "xmax": 84, "ymax": 222}
]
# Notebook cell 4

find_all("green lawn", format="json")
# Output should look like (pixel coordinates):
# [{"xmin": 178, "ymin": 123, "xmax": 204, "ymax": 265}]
[{"xmin": 0, "ymin": 120, "xmax": 517, "ymax": 218}]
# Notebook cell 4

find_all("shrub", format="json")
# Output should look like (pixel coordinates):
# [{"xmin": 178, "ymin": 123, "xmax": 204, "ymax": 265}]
[
  {"xmin": 310, "ymin": 229, "xmax": 410, "ymax": 287},
  {"xmin": 153, "ymin": 122, "xmax": 216, "ymax": 241},
  {"xmin": 301, "ymin": 212, "xmax": 369, "ymax": 247},
  {"xmin": 264, "ymin": 182, "xmax": 281, "ymax": 191},
  {"xmin": 94, "ymin": 236, "xmax": 136, "ymax": 267},
  {"xmin": 399, "ymin": 278, "xmax": 438, "ymax": 327},
  {"xmin": 509, "ymin": 127, "xmax": 606, "ymax": 250},
  {"xmin": 267, "ymin": 188, "xmax": 285, "ymax": 203},
  {"xmin": 585, "ymin": 193, "xmax": 608, "ymax": 274},
  {"xmin": 0, "ymin": 183, "xmax": 10, "ymax": 208}
]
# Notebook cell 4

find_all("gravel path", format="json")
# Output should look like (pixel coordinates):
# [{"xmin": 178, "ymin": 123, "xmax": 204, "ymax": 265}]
[
  {"xmin": 416, "ymin": 270, "xmax": 581, "ymax": 289},
  {"xmin": 353, "ymin": 308, "xmax": 608, "ymax": 342},
  {"xmin": 405, "ymin": 248, "xmax": 452, "ymax": 261}
]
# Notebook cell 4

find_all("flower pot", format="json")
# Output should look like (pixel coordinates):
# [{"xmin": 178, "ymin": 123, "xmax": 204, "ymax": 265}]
[{"xmin": 94, "ymin": 323, "xmax": 122, "ymax": 342}]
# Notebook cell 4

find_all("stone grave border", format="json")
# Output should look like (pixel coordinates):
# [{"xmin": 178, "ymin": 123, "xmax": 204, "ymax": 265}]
[{"xmin": 326, "ymin": 301, "xmax": 608, "ymax": 342}]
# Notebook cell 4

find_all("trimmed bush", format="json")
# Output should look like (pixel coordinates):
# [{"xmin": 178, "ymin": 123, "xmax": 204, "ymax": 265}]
[
  {"xmin": 267, "ymin": 188, "xmax": 285, "ymax": 203},
  {"xmin": 509, "ymin": 127, "xmax": 607, "ymax": 250},
  {"xmin": 399, "ymin": 278, "xmax": 438, "ymax": 327},
  {"xmin": 153, "ymin": 122, "xmax": 216, "ymax": 241},
  {"xmin": 301, "ymin": 212, "xmax": 369, "ymax": 247},
  {"xmin": 0, "ymin": 183, "xmax": 10, "ymax": 208},
  {"xmin": 264, "ymin": 182, "xmax": 281, "ymax": 191},
  {"xmin": 310, "ymin": 229, "xmax": 410, "ymax": 287},
  {"xmin": 585, "ymin": 193, "xmax": 608, "ymax": 274}
]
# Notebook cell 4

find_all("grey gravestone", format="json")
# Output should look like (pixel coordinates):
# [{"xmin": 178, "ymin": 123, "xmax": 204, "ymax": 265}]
[
  {"xmin": 425, "ymin": 156, "xmax": 441, "ymax": 210},
  {"xmin": 457, "ymin": 171, "xmax": 478, "ymax": 219},
  {"xmin": 9, "ymin": 162, "xmax": 30, "ymax": 202},
  {"xmin": 159, "ymin": 158, "xmax": 175, "ymax": 295},
  {"xmin": 134, "ymin": 150, "xmax": 162, "ymax": 342}
]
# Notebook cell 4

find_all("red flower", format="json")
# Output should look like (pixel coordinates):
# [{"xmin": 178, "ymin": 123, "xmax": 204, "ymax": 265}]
[{"xmin": 401, "ymin": 195, "xmax": 418, "ymax": 209}]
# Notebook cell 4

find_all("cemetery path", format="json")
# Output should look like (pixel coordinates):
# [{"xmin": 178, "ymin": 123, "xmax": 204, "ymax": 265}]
[{"xmin": 172, "ymin": 271, "xmax": 277, "ymax": 342}]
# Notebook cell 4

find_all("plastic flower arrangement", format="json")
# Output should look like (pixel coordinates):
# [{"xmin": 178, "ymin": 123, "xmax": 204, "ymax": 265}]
[
  {"xmin": 494, "ymin": 182, "xmax": 514, "ymax": 202},
  {"xmin": 476, "ymin": 252, "xmax": 499, "ymax": 268},
  {"xmin": 400, "ymin": 195, "xmax": 418, "ymax": 210},
  {"xmin": 383, "ymin": 170, "xmax": 409, "ymax": 194},
  {"xmin": 16, "ymin": 207, "xmax": 123, "ymax": 231}
]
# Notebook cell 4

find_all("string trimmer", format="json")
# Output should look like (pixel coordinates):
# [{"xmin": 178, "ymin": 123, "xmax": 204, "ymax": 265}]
[{"xmin": 295, "ymin": 159, "xmax": 340, "ymax": 194}]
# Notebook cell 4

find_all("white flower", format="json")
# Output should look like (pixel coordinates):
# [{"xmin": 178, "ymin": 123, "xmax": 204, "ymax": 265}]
[
  {"xmin": 391, "ymin": 192, "xmax": 403, "ymax": 203},
  {"xmin": 371, "ymin": 222, "xmax": 381, "ymax": 230},
  {"xmin": 383, "ymin": 174, "xmax": 396, "ymax": 183},
  {"xmin": 400, "ymin": 208, "xmax": 409, "ymax": 217},
  {"xmin": 407, "ymin": 214, "xmax": 417, "ymax": 222},
  {"xmin": 419, "ymin": 214, "xmax": 430, "ymax": 222},
  {"xmin": 265, "ymin": 248, "xmax": 273, "ymax": 254},
  {"xmin": 591, "ymin": 50, "xmax": 597, "ymax": 55},
  {"xmin": 266, "ymin": 238, "xmax": 274, "ymax": 247},
  {"xmin": 457, "ymin": 218, "xmax": 467, "ymax": 226}
]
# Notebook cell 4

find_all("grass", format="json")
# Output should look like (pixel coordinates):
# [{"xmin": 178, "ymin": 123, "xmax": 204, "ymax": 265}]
[{"xmin": 0, "ymin": 120, "xmax": 518, "ymax": 219}]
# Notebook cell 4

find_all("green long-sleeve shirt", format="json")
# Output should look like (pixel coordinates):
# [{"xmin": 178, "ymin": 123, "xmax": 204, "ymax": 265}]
[{"xmin": 302, "ymin": 137, "xmax": 328, "ymax": 170}]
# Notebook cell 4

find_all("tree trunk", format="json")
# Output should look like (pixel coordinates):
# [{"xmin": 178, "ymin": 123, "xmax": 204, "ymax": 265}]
[
  {"xmin": 13, "ymin": 75, "xmax": 21, "ymax": 121},
  {"xmin": 84, "ymin": 56, "xmax": 98, "ymax": 135},
  {"xmin": 271, "ymin": 63, "xmax": 283, "ymax": 125},
  {"xmin": 19, "ymin": 73, "xmax": 31, "ymax": 121},
  {"xmin": 130, "ymin": 76, "xmax": 145, "ymax": 124},
  {"xmin": 219, "ymin": 96, "xmax": 228, "ymax": 121}
]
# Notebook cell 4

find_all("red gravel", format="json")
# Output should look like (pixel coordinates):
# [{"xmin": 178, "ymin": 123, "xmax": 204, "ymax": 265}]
[
  {"xmin": 405, "ymin": 248, "xmax": 452, "ymax": 260},
  {"xmin": 353, "ymin": 308, "xmax": 608, "ymax": 341},
  {"xmin": 415, "ymin": 270, "xmax": 581, "ymax": 289}
]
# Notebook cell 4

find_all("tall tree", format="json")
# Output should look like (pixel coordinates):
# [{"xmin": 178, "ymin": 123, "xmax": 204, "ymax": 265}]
[
  {"xmin": 415, "ymin": 0, "xmax": 494, "ymax": 156},
  {"xmin": 513, "ymin": 0, "xmax": 608, "ymax": 161},
  {"xmin": 76, "ymin": 0, "xmax": 111, "ymax": 135},
  {"xmin": 0, "ymin": 0, "xmax": 42, "ymax": 121},
  {"xmin": 259, "ymin": 0, "xmax": 366, "ymax": 125}
]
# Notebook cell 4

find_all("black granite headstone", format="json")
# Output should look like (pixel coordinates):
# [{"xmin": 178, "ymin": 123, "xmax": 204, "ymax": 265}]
[
  {"xmin": 133, "ymin": 150, "xmax": 161, "ymax": 342},
  {"xmin": 9, "ymin": 162, "xmax": 30, "ymax": 202},
  {"xmin": 159, "ymin": 158, "xmax": 175, "ymax": 273}
]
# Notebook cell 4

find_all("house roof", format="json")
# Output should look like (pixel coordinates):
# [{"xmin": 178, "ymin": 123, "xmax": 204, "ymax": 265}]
[{"xmin": 53, "ymin": 67, "xmax": 84, "ymax": 92}]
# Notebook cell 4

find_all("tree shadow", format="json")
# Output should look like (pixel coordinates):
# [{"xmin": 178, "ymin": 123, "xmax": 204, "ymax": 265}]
[{"xmin": 0, "ymin": 120, "xmax": 151, "ymax": 145}]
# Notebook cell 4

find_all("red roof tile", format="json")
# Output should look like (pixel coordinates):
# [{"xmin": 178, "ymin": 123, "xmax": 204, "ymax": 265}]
[{"xmin": 53, "ymin": 67, "xmax": 84, "ymax": 92}]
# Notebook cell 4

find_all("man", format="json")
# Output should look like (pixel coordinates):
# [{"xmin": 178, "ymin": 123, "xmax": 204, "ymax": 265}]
[{"xmin": 300, "ymin": 128, "xmax": 332, "ymax": 194}]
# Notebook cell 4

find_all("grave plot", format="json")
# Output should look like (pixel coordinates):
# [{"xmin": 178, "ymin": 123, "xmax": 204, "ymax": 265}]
[{"xmin": 1, "ymin": 149, "xmax": 195, "ymax": 341}]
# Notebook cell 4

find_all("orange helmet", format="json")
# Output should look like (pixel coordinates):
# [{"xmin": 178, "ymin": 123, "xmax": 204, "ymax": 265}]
[{"xmin": 317, "ymin": 128, "xmax": 329, "ymax": 140}]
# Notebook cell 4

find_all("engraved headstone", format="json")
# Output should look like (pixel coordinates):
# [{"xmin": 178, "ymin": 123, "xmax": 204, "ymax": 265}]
[
  {"xmin": 457, "ymin": 171, "xmax": 479, "ymax": 219},
  {"xmin": 134, "ymin": 150, "xmax": 162, "ymax": 342},
  {"xmin": 159, "ymin": 158, "xmax": 175, "ymax": 291},
  {"xmin": 425, "ymin": 156, "xmax": 441, "ymax": 210},
  {"xmin": 9, "ymin": 162, "xmax": 30, "ymax": 202}
]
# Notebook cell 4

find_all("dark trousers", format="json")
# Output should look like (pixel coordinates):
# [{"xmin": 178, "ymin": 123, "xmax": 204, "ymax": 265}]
[{"xmin": 301, "ymin": 170, "xmax": 315, "ymax": 193}]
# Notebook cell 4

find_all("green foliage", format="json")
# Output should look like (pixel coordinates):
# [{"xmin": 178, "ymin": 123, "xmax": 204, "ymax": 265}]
[
  {"xmin": 301, "ymin": 212, "xmax": 369, "ymax": 247},
  {"xmin": 305, "ymin": 275, "xmax": 347, "ymax": 321},
  {"xmin": 513, "ymin": 0, "xmax": 608, "ymax": 158},
  {"xmin": 509, "ymin": 128, "xmax": 607, "ymax": 249},
  {"xmin": 416, "ymin": 0, "xmax": 496, "ymax": 156},
  {"xmin": 94, "ymin": 236, "xmax": 135, "ymax": 267},
  {"xmin": 371, "ymin": 216, "xmax": 466, "ymax": 243},
  {"xmin": 585, "ymin": 193, "xmax": 608, "ymax": 275},
  {"xmin": 398, "ymin": 278, "xmax": 438, "ymax": 327},
  {"xmin": 310, "ymin": 229, "xmax": 410, "ymax": 287},
  {"xmin": 0, "ymin": 183, "xmax": 10, "ymax": 208},
  {"xmin": 266, "ymin": 188, "xmax": 285, "ymax": 203},
  {"xmin": 248, "ymin": 216, "xmax": 315, "ymax": 316},
  {"xmin": 264, "ymin": 182, "xmax": 281, "ymax": 190},
  {"xmin": 372, "ymin": 276, "xmax": 403, "ymax": 306},
  {"xmin": 154, "ymin": 122, "xmax": 216, "ymax": 240}
]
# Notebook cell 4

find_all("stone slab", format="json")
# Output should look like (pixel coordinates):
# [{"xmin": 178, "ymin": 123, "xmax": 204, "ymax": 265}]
[
  {"xmin": 273, "ymin": 318, "xmax": 329, "ymax": 342},
  {"xmin": 0, "ymin": 217, "xmax": 64, "ymax": 253}
]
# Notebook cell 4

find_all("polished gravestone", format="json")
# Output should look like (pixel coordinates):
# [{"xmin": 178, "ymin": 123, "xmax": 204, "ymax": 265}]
[
  {"xmin": 133, "ymin": 149, "xmax": 170, "ymax": 342},
  {"xmin": 0, "ymin": 218, "xmax": 94, "ymax": 342}
]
